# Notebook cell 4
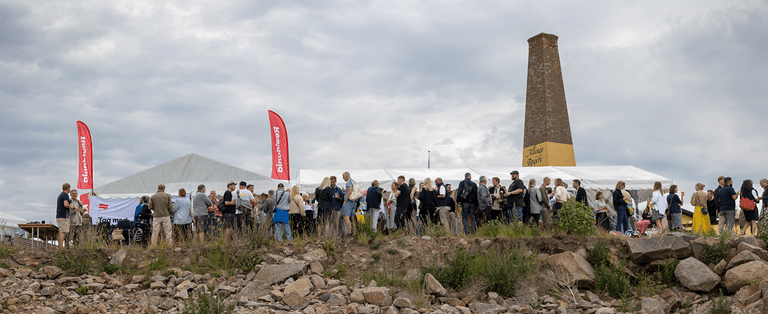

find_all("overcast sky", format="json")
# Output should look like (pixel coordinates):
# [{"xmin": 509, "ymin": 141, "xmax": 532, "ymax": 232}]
[{"xmin": 1, "ymin": 0, "xmax": 766, "ymax": 223}]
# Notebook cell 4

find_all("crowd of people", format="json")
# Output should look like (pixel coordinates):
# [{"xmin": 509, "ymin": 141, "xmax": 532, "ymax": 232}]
[{"xmin": 54, "ymin": 173, "xmax": 768, "ymax": 249}]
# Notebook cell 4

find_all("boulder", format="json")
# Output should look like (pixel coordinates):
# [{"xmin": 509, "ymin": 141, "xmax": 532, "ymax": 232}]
[
  {"xmin": 713, "ymin": 259, "xmax": 727, "ymax": 275},
  {"xmin": 670, "ymin": 232, "xmax": 697, "ymax": 244},
  {"xmin": 690, "ymin": 237, "xmax": 724, "ymax": 261},
  {"xmin": 734, "ymin": 283, "xmax": 762, "ymax": 306},
  {"xmin": 240, "ymin": 280, "xmax": 271, "ymax": 302},
  {"xmin": 641, "ymin": 297, "xmax": 666, "ymax": 314},
  {"xmin": 303, "ymin": 249, "xmax": 328, "ymax": 262},
  {"xmin": 350, "ymin": 289, "xmax": 365, "ymax": 303},
  {"xmin": 40, "ymin": 266, "xmax": 64, "ymax": 279},
  {"xmin": 110, "ymin": 250, "xmax": 127, "ymax": 265},
  {"xmin": 362, "ymin": 287, "xmax": 392, "ymax": 306},
  {"xmin": 627, "ymin": 236, "xmax": 691, "ymax": 264},
  {"xmin": 254, "ymin": 264, "xmax": 306, "ymax": 285},
  {"xmin": 283, "ymin": 292, "xmax": 310, "ymax": 310},
  {"xmin": 734, "ymin": 235, "xmax": 759, "ymax": 247},
  {"xmin": 328, "ymin": 292, "xmax": 347, "ymax": 306},
  {"xmin": 393, "ymin": 297, "xmax": 414, "ymax": 308},
  {"xmin": 674, "ymin": 257, "xmax": 721, "ymax": 292},
  {"xmin": 176, "ymin": 280, "xmax": 196, "ymax": 291},
  {"xmin": 310, "ymin": 261, "xmax": 324, "ymax": 274},
  {"xmin": 736, "ymin": 242, "xmax": 768, "ymax": 261},
  {"xmin": 724, "ymin": 260, "xmax": 768, "ymax": 293},
  {"xmin": 727, "ymin": 251, "xmax": 761, "ymax": 270},
  {"xmin": 546, "ymin": 251, "xmax": 595, "ymax": 288},
  {"xmin": 424, "ymin": 273, "xmax": 446, "ymax": 296},
  {"xmin": 469, "ymin": 302, "xmax": 506, "ymax": 314},
  {"xmin": 310, "ymin": 275, "xmax": 326, "ymax": 289},
  {"xmin": 284, "ymin": 278, "xmax": 313, "ymax": 298}
]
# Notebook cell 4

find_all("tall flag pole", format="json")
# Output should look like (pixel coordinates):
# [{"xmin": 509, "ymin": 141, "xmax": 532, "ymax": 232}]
[
  {"xmin": 268, "ymin": 111, "xmax": 290, "ymax": 181},
  {"xmin": 76, "ymin": 121, "xmax": 93, "ymax": 213}
]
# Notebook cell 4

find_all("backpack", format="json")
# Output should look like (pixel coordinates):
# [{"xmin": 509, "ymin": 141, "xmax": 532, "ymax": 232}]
[
  {"xmin": 217, "ymin": 191, "xmax": 230, "ymax": 213},
  {"xmin": 349, "ymin": 180, "xmax": 365, "ymax": 201},
  {"xmin": 460, "ymin": 181, "xmax": 472, "ymax": 201}
]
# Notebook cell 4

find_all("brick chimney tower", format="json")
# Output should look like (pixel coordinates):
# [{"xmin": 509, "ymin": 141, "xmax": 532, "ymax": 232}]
[{"xmin": 522, "ymin": 33, "xmax": 576, "ymax": 167}]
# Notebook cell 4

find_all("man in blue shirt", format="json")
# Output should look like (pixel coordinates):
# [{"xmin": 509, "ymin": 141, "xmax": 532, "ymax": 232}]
[
  {"xmin": 56, "ymin": 183, "xmax": 72, "ymax": 249},
  {"xmin": 718, "ymin": 177, "xmax": 738, "ymax": 232},
  {"xmin": 456, "ymin": 173, "xmax": 478, "ymax": 235},
  {"xmin": 366, "ymin": 180, "xmax": 382, "ymax": 232},
  {"xmin": 329, "ymin": 176, "xmax": 343, "ymax": 236}
]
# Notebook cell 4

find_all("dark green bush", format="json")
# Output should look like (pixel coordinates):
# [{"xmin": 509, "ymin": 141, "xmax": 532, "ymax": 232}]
[
  {"xmin": 659, "ymin": 258, "xmax": 679, "ymax": 285},
  {"xmin": 587, "ymin": 240, "xmax": 610, "ymax": 268},
  {"xmin": 422, "ymin": 247, "xmax": 536, "ymax": 297},
  {"xmin": 594, "ymin": 263, "xmax": 630, "ymax": 298},
  {"xmin": 701, "ymin": 238, "xmax": 728, "ymax": 265},
  {"xmin": 183, "ymin": 291, "xmax": 234, "ymax": 314},
  {"xmin": 556, "ymin": 199, "xmax": 596, "ymax": 235}
]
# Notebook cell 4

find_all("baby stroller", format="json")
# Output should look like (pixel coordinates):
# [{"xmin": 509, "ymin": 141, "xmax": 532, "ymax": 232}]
[{"xmin": 132, "ymin": 205, "xmax": 152, "ymax": 247}]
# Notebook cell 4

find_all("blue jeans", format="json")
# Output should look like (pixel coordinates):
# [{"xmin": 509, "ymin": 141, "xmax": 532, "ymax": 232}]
[
  {"xmin": 515, "ymin": 206, "xmax": 523, "ymax": 222},
  {"xmin": 461, "ymin": 202, "xmax": 477, "ymax": 234},
  {"xmin": 274, "ymin": 222, "xmax": 292, "ymax": 242},
  {"xmin": 616, "ymin": 206, "xmax": 631, "ymax": 233}
]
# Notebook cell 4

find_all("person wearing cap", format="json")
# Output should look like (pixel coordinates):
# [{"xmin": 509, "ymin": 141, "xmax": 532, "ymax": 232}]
[
  {"xmin": 149, "ymin": 184, "xmax": 174, "ymax": 247},
  {"xmin": 236, "ymin": 181, "xmax": 255, "ymax": 232},
  {"xmin": 504, "ymin": 170, "xmax": 526, "ymax": 224},
  {"xmin": 221, "ymin": 181, "xmax": 238, "ymax": 244},
  {"xmin": 273, "ymin": 183, "xmax": 293, "ymax": 241}
]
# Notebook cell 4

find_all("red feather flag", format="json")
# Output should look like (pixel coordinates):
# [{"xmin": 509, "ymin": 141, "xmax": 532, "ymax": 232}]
[{"xmin": 268, "ymin": 111, "xmax": 290, "ymax": 180}]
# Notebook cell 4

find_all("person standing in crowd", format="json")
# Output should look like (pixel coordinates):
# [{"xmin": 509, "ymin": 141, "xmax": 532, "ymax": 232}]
[
  {"xmin": 757, "ymin": 178, "xmax": 768, "ymax": 239},
  {"xmin": 690, "ymin": 183, "xmax": 710, "ymax": 234},
  {"xmin": 476, "ymin": 176, "xmax": 492, "ymax": 226},
  {"xmin": 288, "ymin": 185, "xmax": 306, "ymax": 237},
  {"xmin": 192, "ymin": 185, "xmax": 212, "ymax": 244},
  {"xmin": 447, "ymin": 184, "xmax": 461, "ymax": 234},
  {"xmin": 718, "ymin": 177, "xmax": 738, "ymax": 233},
  {"xmin": 573, "ymin": 180, "xmax": 587, "ymax": 205},
  {"xmin": 261, "ymin": 190, "xmax": 276, "ymax": 238},
  {"xmin": 646, "ymin": 182, "xmax": 667, "ymax": 236},
  {"xmin": 435, "ymin": 178, "xmax": 452, "ymax": 232},
  {"xmin": 68, "ymin": 189, "xmax": 84, "ymax": 246},
  {"xmin": 504, "ymin": 171, "xmax": 526, "ymax": 224},
  {"xmin": 221, "ymin": 181, "xmax": 238, "ymax": 244},
  {"xmin": 207, "ymin": 191, "xmax": 220, "ymax": 238},
  {"xmin": 273, "ymin": 183, "xmax": 292, "ymax": 242},
  {"xmin": 539, "ymin": 177, "xmax": 553, "ymax": 229},
  {"xmin": 386, "ymin": 182, "xmax": 399, "ymax": 233},
  {"xmin": 173, "ymin": 188, "xmax": 192, "ymax": 243},
  {"xmin": 553, "ymin": 178, "xmax": 568, "ymax": 221},
  {"xmin": 341, "ymin": 172, "xmax": 359, "ymax": 237},
  {"xmin": 135, "ymin": 195, "xmax": 150, "ymax": 227},
  {"xmin": 329, "ymin": 176, "xmax": 344, "ymax": 236},
  {"xmin": 303, "ymin": 193, "xmax": 316, "ymax": 235},
  {"xmin": 714, "ymin": 176, "xmax": 726, "ymax": 233},
  {"xmin": 408, "ymin": 178, "xmax": 418, "ymax": 227},
  {"xmin": 149, "ymin": 184, "xmax": 174, "ymax": 247},
  {"xmin": 457, "ymin": 173, "xmax": 478, "ymax": 234},
  {"xmin": 706, "ymin": 190, "xmax": 718, "ymax": 228},
  {"xmin": 394, "ymin": 176, "xmax": 411, "ymax": 231},
  {"xmin": 613, "ymin": 181, "xmax": 630, "ymax": 235},
  {"xmin": 665, "ymin": 185, "xmax": 684, "ymax": 231},
  {"xmin": 489, "ymin": 177, "xmax": 506, "ymax": 222},
  {"xmin": 366, "ymin": 180, "xmax": 382, "ymax": 232},
  {"xmin": 594, "ymin": 192, "xmax": 610, "ymax": 231},
  {"xmin": 246, "ymin": 184, "xmax": 257, "ymax": 230},
  {"xmin": 527, "ymin": 178, "xmax": 543, "ymax": 230},
  {"xmin": 236, "ymin": 181, "xmax": 255, "ymax": 232},
  {"xmin": 56, "ymin": 183, "xmax": 71, "ymax": 249},
  {"xmin": 315, "ymin": 178, "xmax": 332, "ymax": 232},
  {"xmin": 418, "ymin": 178, "xmax": 438, "ymax": 227},
  {"xmin": 621, "ymin": 186, "xmax": 636, "ymax": 235},
  {"xmin": 739, "ymin": 179, "xmax": 759, "ymax": 235}
]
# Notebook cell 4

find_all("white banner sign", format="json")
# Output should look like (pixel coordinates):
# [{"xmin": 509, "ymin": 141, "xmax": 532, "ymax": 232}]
[{"xmin": 89, "ymin": 196, "xmax": 139, "ymax": 225}]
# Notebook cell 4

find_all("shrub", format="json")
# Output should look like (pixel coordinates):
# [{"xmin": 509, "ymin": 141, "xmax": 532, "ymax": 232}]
[
  {"xmin": 659, "ymin": 258, "xmax": 679, "ymax": 285},
  {"xmin": 701, "ymin": 238, "xmax": 728, "ymax": 265},
  {"xmin": 54, "ymin": 246, "xmax": 103, "ymax": 276},
  {"xmin": 385, "ymin": 248, "xmax": 398, "ymax": 255},
  {"xmin": 183, "ymin": 291, "xmax": 234, "ymax": 314},
  {"xmin": 0, "ymin": 246, "xmax": 12, "ymax": 259},
  {"xmin": 587, "ymin": 240, "xmax": 610, "ymax": 268},
  {"xmin": 322, "ymin": 239, "xmax": 339, "ymax": 256},
  {"xmin": 710, "ymin": 289, "xmax": 731, "ymax": 314},
  {"xmin": 556, "ymin": 199, "xmax": 596, "ymax": 235},
  {"xmin": 422, "ymin": 247, "xmax": 536, "ymax": 297},
  {"xmin": 99, "ymin": 263, "xmax": 123, "ymax": 275},
  {"xmin": 369, "ymin": 241, "xmax": 381, "ymax": 250},
  {"xmin": 478, "ymin": 220, "xmax": 503, "ymax": 238},
  {"xmin": 76, "ymin": 286, "xmax": 89, "ymax": 295},
  {"xmin": 148, "ymin": 251, "xmax": 168, "ymax": 272},
  {"xmin": 356, "ymin": 219, "xmax": 377, "ymax": 244},
  {"xmin": 595, "ymin": 264, "xmax": 630, "ymax": 298},
  {"xmin": 372, "ymin": 252, "xmax": 381, "ymax": 262}
]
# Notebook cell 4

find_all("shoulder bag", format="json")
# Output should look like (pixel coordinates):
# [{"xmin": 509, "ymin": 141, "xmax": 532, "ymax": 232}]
[
  {"xmin": 740, "ymin": 191, "xmax": 756, "ymax": 211},
  {"xmin": 696, "ymin": 193, "xmax": 708, "ymax": 216},
  {"xmin": 349, "ymin": 180, "xmax": 365, "ymax": 201}
]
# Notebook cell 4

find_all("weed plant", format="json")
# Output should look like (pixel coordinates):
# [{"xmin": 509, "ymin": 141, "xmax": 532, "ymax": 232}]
[
  {"xmin": 594, "ymin": 263, "xmax": 630, "ymax": 298},
  {"xmin": 148, "ymin": 250, "xmax": 168, "ymax": 272},
  {"xmin": 701, "ymin": 237, "xmax": 728, "ymax": 265},
  {"xmin": 659, "ymin": 258, "xmax": 679, "ymax": 285},
  {"xmin": 587, "ymin": 240, "xmax": 610, "ymax": 268},
  {"xmin": 76, "ymin": 286, "xmax": 89, "ymax": 295},
  {"xmin": 183, "ymin": 291, "xmax": 234, "ymax": 314},
  {"xmin": 556, "ymin": 199, "xmax": 596, "ymax": 236},
  {"xmin": 476, "ymin": 220, "xmax": 547, "ymax": 238},
  {"xmin": 372, "ymin": 252, "xmax": 381, "ymax": 262},
  {"xmin": 54, "ymin": 246, "xmax": 104, "ymax": 275},
  {"xmin": 710, "ymin": 289, "xmax": 731, "ymax": 314},
  {"xmin": 422, "ymin": 247, "xmax": 536, "ymax": 297}
]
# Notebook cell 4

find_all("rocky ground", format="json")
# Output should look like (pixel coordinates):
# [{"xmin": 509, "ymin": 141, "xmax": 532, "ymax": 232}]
[{"xmin": 0, "ymin": 233, "xmax": 767, "ymax": 314}]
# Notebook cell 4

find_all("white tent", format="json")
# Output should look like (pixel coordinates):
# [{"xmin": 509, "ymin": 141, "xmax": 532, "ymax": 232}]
[
  {"xmin": 0, "ymin": 209, "xmax": 27, "ymax": 238},
  {"xmin": 90, "ymin": 153, "xmax": 282, "ymax": 224}
]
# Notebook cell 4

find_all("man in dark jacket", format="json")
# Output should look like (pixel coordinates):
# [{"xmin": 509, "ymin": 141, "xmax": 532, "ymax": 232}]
[
  {"xmin": 456, "ymin": 173, "xmax": 478, "ymax": 235},
  {"xmin": 366, "ymin": 180, "xmax": 383, "ymax": 232}
]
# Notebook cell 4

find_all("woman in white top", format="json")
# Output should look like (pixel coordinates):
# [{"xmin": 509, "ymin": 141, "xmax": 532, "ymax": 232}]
[
  {"xmin": 593, "ymin": 192, "xmax": 610, "ymax": 231},
  {"xmin": 553, "ymin": 178, "xmax": 569, "ymax": 218},
  {"xmin": 646, "ymin": 182, "xmax": 667, "ymax": 235},
  {"xmin": 385, "ymin": 182, "xmax": 398, "ymax": 232}
]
